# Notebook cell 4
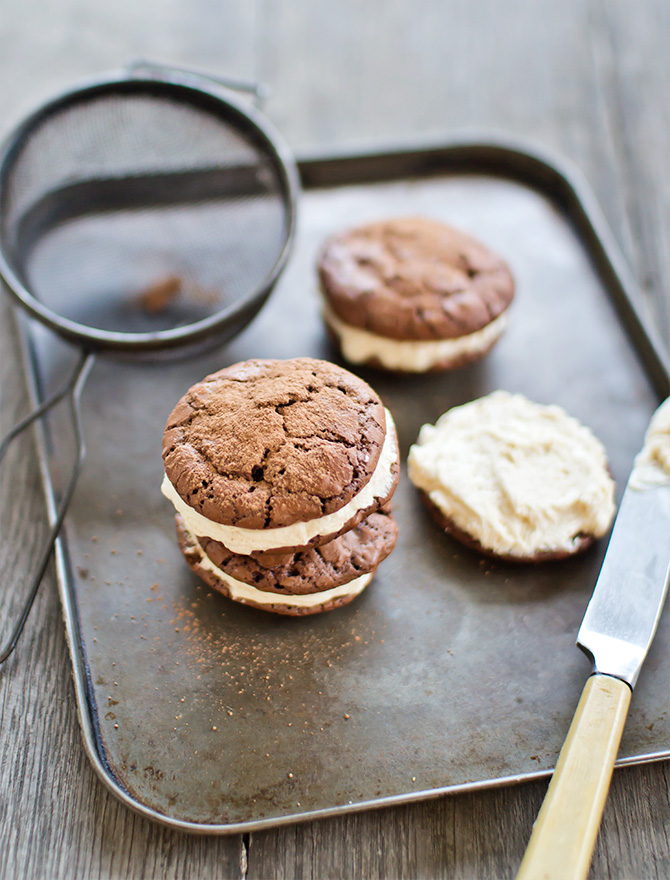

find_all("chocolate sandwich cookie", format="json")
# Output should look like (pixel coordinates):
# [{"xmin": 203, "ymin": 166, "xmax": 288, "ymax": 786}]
[
  {"xmin": 319, "ymin": 217, "xmax": 514, "ymax": 372},
  {"xmin": 162, "ymin": 358, "xmax": 399, "ymax": 557},
  {"xmin": 407, "ymin": 391, "xmax": 616, "ymax": 562},
  {"xmin": 176, "ymin": 508, "xmax": 398, "ymax": 615}
]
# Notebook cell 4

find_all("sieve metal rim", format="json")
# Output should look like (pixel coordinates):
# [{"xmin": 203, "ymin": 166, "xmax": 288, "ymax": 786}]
[{"xmin": 0, "ymin": 67, "xmax": 300, "ymax": 353}]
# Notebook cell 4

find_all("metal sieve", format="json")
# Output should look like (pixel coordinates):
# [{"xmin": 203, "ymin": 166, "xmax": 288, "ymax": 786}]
[{"xmin": 0, "ymin": 62, "xmax": 299, "ymax": 662}]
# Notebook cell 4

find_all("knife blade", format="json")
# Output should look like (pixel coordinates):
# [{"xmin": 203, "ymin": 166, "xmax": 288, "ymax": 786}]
[
  {"xmin": 578, "ymin": 478, "xmax": 670, "ymax": 687},
  {"xmin": 517, "ymin": 400, "xmax": 670, "ymax": 880}
]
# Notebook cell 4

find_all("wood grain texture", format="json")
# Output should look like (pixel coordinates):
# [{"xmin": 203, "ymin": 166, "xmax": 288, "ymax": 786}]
[{"xmin": 1, "ymin": 1, "xmax": 670, "ymax": 879}]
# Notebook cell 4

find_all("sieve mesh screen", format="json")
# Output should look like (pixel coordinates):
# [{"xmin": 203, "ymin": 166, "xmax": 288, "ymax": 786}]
[{"xmin": 0, "ymin": 86, "xmax": 291, "ymax": 335}]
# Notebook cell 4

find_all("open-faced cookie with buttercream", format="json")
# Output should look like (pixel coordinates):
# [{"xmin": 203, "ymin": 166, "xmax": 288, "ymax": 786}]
[
  {"xmin": 319, "ymin": 217, "xmax": 514, "ymax": 373},
  {"xmin": 162, "ymin": 357, "xmax": 399, "ymax": 557},
  {"xmin": 407, "ymin": 391, "xmax": 616, "ymax": 562}
]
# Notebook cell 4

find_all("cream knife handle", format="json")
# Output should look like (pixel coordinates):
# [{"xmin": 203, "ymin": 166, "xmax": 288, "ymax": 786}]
[{"xmin": 516, "ymin": 674, "xmax": 631, "ymax": 880}]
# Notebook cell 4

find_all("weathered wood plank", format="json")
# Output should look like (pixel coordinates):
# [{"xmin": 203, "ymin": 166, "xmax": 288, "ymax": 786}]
[
  {"xmin": 245, "ymin": 765, "xmax": 670, "ymax": 880},
  {"xmin": 0, "ymin": 0, "xmax": 259, "ymax": 127},
  {"xmin": 586, "ymin": 0, "xmax": 670, "ymax": 342}
]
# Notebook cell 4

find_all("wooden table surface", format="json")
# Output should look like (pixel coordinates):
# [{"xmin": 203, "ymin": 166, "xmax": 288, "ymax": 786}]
[{"xmin": 1, "ymin": 2, "xmax": 670, "ymax": 878}]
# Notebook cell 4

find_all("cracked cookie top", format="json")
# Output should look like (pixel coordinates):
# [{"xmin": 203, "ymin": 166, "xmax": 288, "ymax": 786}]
[
  {"xmin": 162, "ymin": 358, "xmax": 388, "ymax": 529},
  {"xmin": 319, "ymin": 217, "xmax": 515, "ymax": 341}
]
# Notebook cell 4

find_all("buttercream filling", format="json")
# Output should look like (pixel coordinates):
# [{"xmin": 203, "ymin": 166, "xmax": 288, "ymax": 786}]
[
  {"xmin": 629, "ymin": 397, "xmax": 670, "ymax": 490},
  {"xmin": 323, "ymin": 303, "xmax": 508, "ymax": 372},
  {"xmin": 185, "ymin": 526, "xmax": 373, "ymax": 607},
  {"xmin": 162, "ymin": 409, "xmax": 398, "ymax": 554},
  {"xmin": 407, "ymin": 391, "xmax": 616, "ymax": 558}
]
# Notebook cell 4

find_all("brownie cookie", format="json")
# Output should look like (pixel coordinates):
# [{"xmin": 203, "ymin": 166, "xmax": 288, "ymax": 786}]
[
  {"xmin": 407, "ymin": 391, "xmax": 616, "ymax": 562},
  {"xmin": 162, "ymin": 358, "xmax": 400, "ymax": 555},
  {"xmin": 319, "ymin": 217, "xmax": 514, "ymax": 372},
  {"xmin": 176, "ymin": 509, "xmax": 398, "ymax": 615}
]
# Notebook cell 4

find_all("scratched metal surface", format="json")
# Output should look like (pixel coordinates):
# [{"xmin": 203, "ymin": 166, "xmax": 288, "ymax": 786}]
[{"xmin": 25, "ymin": 160, "xmax": 668, "ymax": 830}]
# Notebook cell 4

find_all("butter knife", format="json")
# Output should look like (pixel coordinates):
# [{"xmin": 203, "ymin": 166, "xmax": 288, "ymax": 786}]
[{"xmin": 516, "ymin": 401, "xmax": 670, "ymax": 880}]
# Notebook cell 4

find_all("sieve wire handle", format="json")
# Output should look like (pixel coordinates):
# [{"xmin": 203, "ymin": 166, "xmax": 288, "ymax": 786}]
[
  {"xmin": 0, "ymin": 350, "xmax": 95, "ymax": 665},
  {"xmin": 126, "ymin": 59, "xmax": 271, "ymax": 104}
]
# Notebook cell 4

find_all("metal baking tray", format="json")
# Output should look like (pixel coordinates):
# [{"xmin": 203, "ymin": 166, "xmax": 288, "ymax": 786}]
[{"xmin": 14, "ymin": 136, "xmax": 670, "ymax": 833}]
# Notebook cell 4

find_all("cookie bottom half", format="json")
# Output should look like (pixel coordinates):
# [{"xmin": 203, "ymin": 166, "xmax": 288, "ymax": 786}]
[{"xmin": 177, "ymin": 518, "xmax": 375, "ymax": 615}]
